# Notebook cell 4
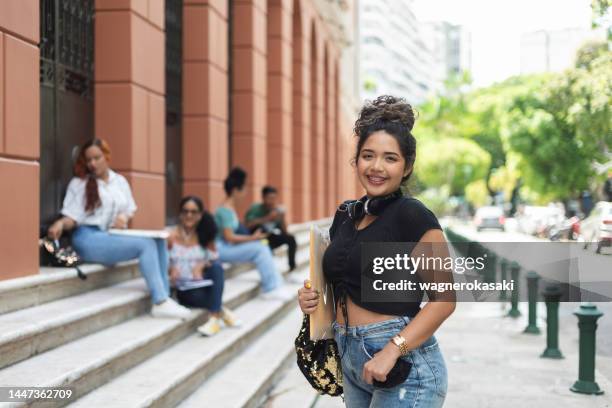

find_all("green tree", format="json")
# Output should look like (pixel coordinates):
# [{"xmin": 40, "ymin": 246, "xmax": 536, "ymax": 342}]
[
  {"xmin": 591, "ymin": 0, "xmax": 611, "ymax": 40},
  {"xmin": 414, "ymin": 137, "xmax": 491, "ymax": 196},
  {"xmin": 501, "ymin": 50, "xmax": 611, "ymax": 200}
]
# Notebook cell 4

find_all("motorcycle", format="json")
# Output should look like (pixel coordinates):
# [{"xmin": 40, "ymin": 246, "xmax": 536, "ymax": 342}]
[{"xmin": 548, "ymin": 216, "xmax": 580, "ymax": 241}]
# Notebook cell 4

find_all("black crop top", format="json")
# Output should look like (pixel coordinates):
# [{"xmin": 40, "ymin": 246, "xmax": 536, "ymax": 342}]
[{"xmin": 322, "ymin": 196, "xmax": 442, "ymax": 318}]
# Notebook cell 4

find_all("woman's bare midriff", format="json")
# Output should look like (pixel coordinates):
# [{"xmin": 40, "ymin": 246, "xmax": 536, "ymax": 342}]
[{"xmin": 335, "ymin": 296, "xmax": 396, "ymax": 326}]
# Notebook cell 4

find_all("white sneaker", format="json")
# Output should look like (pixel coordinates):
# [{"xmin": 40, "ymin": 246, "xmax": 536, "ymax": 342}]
[
  {"xmin": 151, "ymin": 298, "xmax": 192, "ymax": 320},
  {"xmin": 198, "ymin": 317, "xmax": 222, "ymax": 336},
  {"xmin": 260, "ymin": 286, "xmax": 294, "ymax": 302},
  {"xmin": 221, "ymin": 307, "xmax": 242, "ymax": 328}
]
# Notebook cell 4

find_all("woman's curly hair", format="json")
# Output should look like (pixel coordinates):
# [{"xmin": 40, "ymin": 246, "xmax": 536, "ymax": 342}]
[{"xmin": 353, "ymin": 95, "xmax": 417, "ymax": 184}]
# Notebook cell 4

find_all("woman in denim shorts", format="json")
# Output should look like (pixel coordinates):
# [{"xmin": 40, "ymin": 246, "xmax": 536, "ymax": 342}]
[{"xmin": 298, "ymin": 95, "xmax": 455, "ymax": 407}]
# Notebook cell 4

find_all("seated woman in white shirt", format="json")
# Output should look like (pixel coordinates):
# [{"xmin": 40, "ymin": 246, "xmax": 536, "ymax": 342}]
[{"xmin": 47, "ymin": 138, "xmax": 191, "ymax": 320}]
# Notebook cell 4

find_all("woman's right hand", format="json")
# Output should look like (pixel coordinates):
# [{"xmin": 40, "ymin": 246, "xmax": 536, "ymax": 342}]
[
  {"xmin": 251, "ymin": 229, "xmax": 268, "ymax": 240},
  {"xmin": 298, "ymin": 279, "xmax": 319, "ymax": 314},
  {"xmin": 169, "ymin": 266, "xmax": 181, "ymax": 284},
  {"xmin": 47, "ymin": 220, "xmax": 64, "ymax": 240}
]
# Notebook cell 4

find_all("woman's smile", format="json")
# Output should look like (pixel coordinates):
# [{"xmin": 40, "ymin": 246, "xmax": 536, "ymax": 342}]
[{"xmin": 366, "ymin": 174, "xmax": 388, "ymax": 186}]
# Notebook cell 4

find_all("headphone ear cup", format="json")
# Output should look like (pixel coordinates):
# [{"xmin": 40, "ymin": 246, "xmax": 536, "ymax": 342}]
[
  {"xmin": 353, "ymin": 201, "xmax": 364, "ymax": 220},
  {"xmin": 348, "ymin": 200, "xmax": 365, "ymax": 220}
]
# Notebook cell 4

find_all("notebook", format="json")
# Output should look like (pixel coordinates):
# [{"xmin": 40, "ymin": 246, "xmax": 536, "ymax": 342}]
[{"xmin": 309, "ymin": 225, "xmax": 336, "ymax": 340}]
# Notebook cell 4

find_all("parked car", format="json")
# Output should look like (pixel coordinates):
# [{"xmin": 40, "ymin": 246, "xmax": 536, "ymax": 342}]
[
  {"xmin": 474, "ymin": 206, "xmax": 505, "ymax": 231},
  {"xmin": 580, "ymin": 201, "xmax": 612, "ymax": 254}
]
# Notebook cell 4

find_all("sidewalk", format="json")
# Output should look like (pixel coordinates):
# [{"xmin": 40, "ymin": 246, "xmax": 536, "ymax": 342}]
[
  {"xmin": 435, "ymin": 301, "xmax": 612, "ymax": 407},
  {"xmin": 308, "ymin": 301, "xmax": 612, "ymax": 408}
]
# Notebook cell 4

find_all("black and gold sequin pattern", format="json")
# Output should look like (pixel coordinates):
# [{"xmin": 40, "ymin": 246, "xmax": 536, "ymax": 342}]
[{"xmin": 294, "ymin": 314, "xmax": 343, "ymax": 397}]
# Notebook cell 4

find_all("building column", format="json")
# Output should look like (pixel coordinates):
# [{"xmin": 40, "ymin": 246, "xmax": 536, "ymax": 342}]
[
  {"xmin": 182, "ymin": 0, "xmax": 229, "ymax": 211},
  {"xmin": 325, "ymin": 49, "xmax": 338, "ymax": 215},
  {"xmin": 291, "ymin": 4, "xmax": 311, "ymax": 222},
  {"xmin": 267, "ymin": 0, "xmax": 293, "ymax": 221},
  {"xmin": 0, "ymin": 0, "xmax": 39, "ymax": 279},
  {"xmin": 231, "ymin": 0, "xmax": 268, "ymax": 218},
  {"xmin": 95, "ymin": 1, "xmax": 166, "ymax": 228},
  {"xmin": 309, "ymin": 23, "xmax": 325, "ymax": 219}
]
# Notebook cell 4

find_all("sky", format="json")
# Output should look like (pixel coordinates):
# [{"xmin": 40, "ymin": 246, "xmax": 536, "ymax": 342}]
[{"xmin": 412, "ymin": 0, "xmax": 595, "ymax": 87}]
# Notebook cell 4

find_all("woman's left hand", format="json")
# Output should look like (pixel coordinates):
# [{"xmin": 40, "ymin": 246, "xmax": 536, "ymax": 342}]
[
  {"xmin": 111, "ymin": 213, "xmax": 129, "ymax": 229},
  {"xmin": 192, "ymin": 262, "xmax": 205, "ymax": 280},
  {"xmin": 362, "ymin": 343, "xmax": 402, "ymax": 384}
]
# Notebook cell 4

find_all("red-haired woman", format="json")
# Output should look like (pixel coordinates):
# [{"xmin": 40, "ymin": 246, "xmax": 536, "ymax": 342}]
[{"xmin": 47, "ymin": 139, "xmax": 191, "ymax": 320}]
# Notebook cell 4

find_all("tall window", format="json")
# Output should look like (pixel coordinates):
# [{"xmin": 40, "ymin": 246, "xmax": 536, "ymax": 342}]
[
  {"xmin": 39, "ymin": 0, "xmax": 94, "ymax": 226},
  {"xmin": 165, "ymin": 0, "xmax": 184, "ymax": 224}
]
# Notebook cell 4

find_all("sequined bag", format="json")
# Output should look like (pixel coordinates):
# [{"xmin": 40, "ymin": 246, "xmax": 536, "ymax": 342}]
[
  {"xmin": 294, "ymin": 314, "xmax": 343, "ymax": 397},
  {"xmin": 39, "ymin": 237, "xmax": 87, "ymax": 280}
]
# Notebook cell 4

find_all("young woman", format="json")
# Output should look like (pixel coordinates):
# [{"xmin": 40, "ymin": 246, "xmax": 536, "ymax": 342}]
[
  {"xmin": 214, "ymin": 167, "xmax": 290, "ymax": 301},
  {"xmin": 168, "ymin": 196, "xmax": 241, "ymax": 336},
  {"xmin": 298, "ymin": 96, "xmax": 455, "ymax": 407},
  {"xmin": 47, "ymin": 139, "xmax": 191, "ymax": 320}
]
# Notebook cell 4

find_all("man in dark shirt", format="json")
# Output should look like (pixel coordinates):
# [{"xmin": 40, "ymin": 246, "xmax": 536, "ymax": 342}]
[{"xmin": 245, "ymin": 186, "xmax": 297, "ymax": 271}]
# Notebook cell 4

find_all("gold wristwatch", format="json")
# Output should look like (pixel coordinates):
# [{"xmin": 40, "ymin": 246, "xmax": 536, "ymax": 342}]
[{"xmin": 391, "ymin": 334, "xmax": 410, "ymax": 356}]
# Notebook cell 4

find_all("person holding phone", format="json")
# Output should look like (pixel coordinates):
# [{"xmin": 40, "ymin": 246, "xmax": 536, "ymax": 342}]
[
  {"xmin": 214, "ymin": 168, "xmax": 290, "ymax": 301},
  {"xmin": 245, "ymin": 185, "xmax": 297, "ymax": 271},
  {"xmin": 297, "ymin": 96, "xmax": 455, "ymax": 407}
]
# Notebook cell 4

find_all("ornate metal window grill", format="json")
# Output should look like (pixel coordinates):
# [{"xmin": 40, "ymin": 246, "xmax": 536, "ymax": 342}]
[
  {"xmin": 40, "ymin": 0, "xmax": 94, "ymax": 98},
  {"xmin": 39, "ymin": 0, "xmax": 94, "ymax": 226}
]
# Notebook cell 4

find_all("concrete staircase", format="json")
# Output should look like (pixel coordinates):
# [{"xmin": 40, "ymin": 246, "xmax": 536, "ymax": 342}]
[{"xmin": 0, "ymin": 219, "xmax": 329, "ymax": 408}]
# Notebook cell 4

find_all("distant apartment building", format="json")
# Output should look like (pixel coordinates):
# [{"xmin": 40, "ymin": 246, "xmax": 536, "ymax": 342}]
[
  {"xmin": 358, "ymin": 0, "xmax": 436, "ymax": 104},
  {"xmin": 358, "ymin": 0, "xmax": 471, "ymax": 104},
  {"xmin": 420, "ymin": 21, "xmax": 472, "ymax": 94}
]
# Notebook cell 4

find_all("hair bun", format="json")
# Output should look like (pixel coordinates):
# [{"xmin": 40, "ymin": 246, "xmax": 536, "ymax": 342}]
[
  {"xmin": 228, "ymin": 167, "xmax": 247, "ymax": 183},
  {"xmin": 358, "ymin": 95, "xmax": 415, "ymax": 133}
]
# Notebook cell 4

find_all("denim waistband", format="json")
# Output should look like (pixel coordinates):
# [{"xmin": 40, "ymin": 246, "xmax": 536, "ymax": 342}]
[{"xmin": 332, "ymin": 316, "xmax": 411, "ymax": 337}]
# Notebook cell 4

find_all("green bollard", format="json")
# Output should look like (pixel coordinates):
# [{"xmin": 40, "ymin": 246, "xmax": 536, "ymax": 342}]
[
  {"xmin": 507, "ymin": 262, "xmax": 521, "ymax": 318},
  {"xmin": 485, "ymin": 252, "xmax": 497, "ymax": 284},
  {"xmin": 524, "ymin": 271, "xmax": 541, "ymax": 334},
  {"xmin": 499, "ymin": 259, "xmax": 508, "ymax": 301},
  {"xmin": 541, "ymin": 284, "xmax": 563, "ymax": 359},
  {"xmin": 479, "ymin": 246, "xmax": 489, "ymax": 281},
  {"xmin": 571, "ymin": 304, "xmax": 604, "ymax": 395}
]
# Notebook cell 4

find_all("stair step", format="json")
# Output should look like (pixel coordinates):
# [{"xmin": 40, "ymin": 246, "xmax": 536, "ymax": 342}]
[
  {"xmin": 67, "ymin": 283, "xmax": 303, "ymax": 407},
  {"xmin": 0, "ymin": 222, "xmax": 319, "ymax": 316},
  {"xmin": 0, "ymin": 262, "xmax": 140, "ymax": 315},
  {"xmin": 0, "ymin": 279, "xmax": 150, "ymax": 370},
  {"xmin": 177, "ymin": 307, "xmax": 303, "ymax": 408},
  {"xmin": 262, "ymin": 362, "xmax": 318, "ymax": 408},
  {"xmin": 0, "ymin": 248, "xmax": 310, "ymax": 403},
  {"xmin": 0, "ymin": 231, "xmax": 311, "ymax": 370}
]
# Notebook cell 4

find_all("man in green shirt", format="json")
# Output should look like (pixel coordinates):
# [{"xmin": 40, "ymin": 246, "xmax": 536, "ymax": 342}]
[{"xmin": 245, "ymin": 186, "xmax": 297, "ymax": 270}]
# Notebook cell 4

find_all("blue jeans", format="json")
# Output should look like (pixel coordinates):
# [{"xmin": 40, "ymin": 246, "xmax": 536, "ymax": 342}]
[
  {"xmin": 176, "ymin": 261, "xmax": 224, "ymax": 313},
  {"xmin": 333, "ymin": 317, "xmax": 447, "ymax": 407},
  {"xmin": 216, "ymin": 239, "xmax": 282, "ymax": 292},
  {"xmin": 72, "ymin": 226, "xmax": 170, "ymax": 304}
]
